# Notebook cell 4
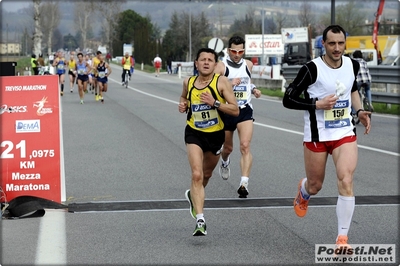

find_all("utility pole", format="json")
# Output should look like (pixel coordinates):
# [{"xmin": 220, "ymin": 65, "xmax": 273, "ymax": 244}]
[
  {"xmin": 331, "ymin": 0, "xmax": 335, "ymax": 25},
  {"xmin": 261, "ymin": 2, "xmax": 265, "ymax": 65},
  {"xmin": 6, "ymin": 23, "xmax": 9, "ymax": 61},
  {"xmin": 189, "ymin": 0, "xmax": 192, "ymax": 62}
]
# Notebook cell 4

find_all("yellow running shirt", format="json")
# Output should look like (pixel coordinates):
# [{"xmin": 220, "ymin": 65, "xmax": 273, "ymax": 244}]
[{"xmin": 186, "ymin": 74, "xmax": 226, "ymax": 132}]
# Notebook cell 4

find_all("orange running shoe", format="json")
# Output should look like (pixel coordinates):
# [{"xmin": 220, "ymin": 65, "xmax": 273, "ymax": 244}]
[
  {"xmin": 293, "ymin": 178, "xmax": 310, "ymax": 217},
  {"xmin": 335, "ymin": 235, "xmax": 352, "ymax": 255},
  {"xmin": 336, "ymin": 235, "xmax": 351, "ymax": 248}
]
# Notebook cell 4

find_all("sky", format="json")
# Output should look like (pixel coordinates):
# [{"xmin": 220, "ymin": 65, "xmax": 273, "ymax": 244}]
[{"xmin": 1, "ymin": 1, "xmax": 29, "ymax": 12}]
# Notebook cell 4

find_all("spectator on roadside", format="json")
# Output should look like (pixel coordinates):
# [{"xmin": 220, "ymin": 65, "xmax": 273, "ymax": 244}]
[
  {"xmin": 37, "ymin": 54, "xmax": 45, "ymax": 67},
  {"xmin": 153, "ymin": 54, "xmax": 162, "ymax": 77},
  {"xmin": 352, "ymin": 50, "xmax": 373, "ymax": 111},
  {"xmin": 167, "ymin": 55, "xmax": 172, "ymax": 74},
  {"xmin": 31, "ymin": 54, "xmax": 39, "ymax": 75}
]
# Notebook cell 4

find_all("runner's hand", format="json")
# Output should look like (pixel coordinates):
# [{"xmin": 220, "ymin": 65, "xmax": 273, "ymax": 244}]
[
  {"xmin": 316, "ymin": 94, "xmax": 338, "ymax": 110},
  {"xmin": 178, "ymin": 101, "xmax": 188, "ymax": 113},
  {"xmin": 358, "ymin": 111, "xmax": 371, "ymax": 134}
]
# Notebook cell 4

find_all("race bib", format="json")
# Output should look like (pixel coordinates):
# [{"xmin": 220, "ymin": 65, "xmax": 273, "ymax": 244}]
[
  {"xmin": 233, "ymin": 85, "xmax": 248, "ymax": 106},
  {"xmin": 57, "ymin": 64, "xmax": 64, "ymax": 70},
  {"xmin": 191, "ymin": 101, "xmax": 219, "ymax": 129},
  {"xmin": 324, "ymin": 100, "xmax": 351, "ymax": 128},
  {"xmin": 78, "ymin": 69, "xmax": 85, "ymax": 75}
]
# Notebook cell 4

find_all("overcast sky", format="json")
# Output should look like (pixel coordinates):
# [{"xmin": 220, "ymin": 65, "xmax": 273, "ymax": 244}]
[{"xmin": 1, "ymin": 1, "xmax": 30, "ymax": 12}]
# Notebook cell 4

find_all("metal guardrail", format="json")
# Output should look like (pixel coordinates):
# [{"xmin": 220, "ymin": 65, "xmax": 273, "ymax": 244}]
[{"xmin": 282, "ymin": 65, "xmax": 400, "ymax": 104}]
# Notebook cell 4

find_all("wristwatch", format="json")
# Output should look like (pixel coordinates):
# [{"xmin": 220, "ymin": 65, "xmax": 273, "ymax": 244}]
[{"xmin": 213, "ymin": 100, "xmax": 221, "ymax": 108}]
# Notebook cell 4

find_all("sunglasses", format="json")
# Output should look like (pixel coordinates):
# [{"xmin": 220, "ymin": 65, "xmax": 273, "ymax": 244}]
[{"xmin": 229, "ymin": 48, "xmax": 245, "ymax": 55}]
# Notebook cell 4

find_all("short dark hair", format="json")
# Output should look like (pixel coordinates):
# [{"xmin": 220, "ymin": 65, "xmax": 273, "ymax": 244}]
[
  {"xmin": 96, "ymin": 51, "xmax": 102, "ymax": 55},
  {"xmin": 77, "ymin": 52, "xmax": 83, "ymax": 57},
  {"xmin": 195, "ymin": 48, "xmax": 218, "ymax": 62},
  {"xmin": 353, "ymin": 50, "xmax": 363, "ymax": 59},
  {"xmin": 322, "ymin": 25, "xmax": 347, "ymax": 41},
  {"xmin": 228, "ymin": 36, "xmax": 245, "ymax": 48}
]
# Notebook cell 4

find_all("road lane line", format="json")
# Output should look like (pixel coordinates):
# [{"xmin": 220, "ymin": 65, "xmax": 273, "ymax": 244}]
[{"xmin": 35, "ymin": 209, "xmax": 67, "ymax": 265}]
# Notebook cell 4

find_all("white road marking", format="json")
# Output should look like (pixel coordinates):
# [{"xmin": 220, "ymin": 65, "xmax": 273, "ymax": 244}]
[
  {"xmin": 109, "ymin": 76, "xmax": 400, "ymax": 157},
  {"xmin": 35, "ymin": 209, "xmax": 67, "ymax": 265}
]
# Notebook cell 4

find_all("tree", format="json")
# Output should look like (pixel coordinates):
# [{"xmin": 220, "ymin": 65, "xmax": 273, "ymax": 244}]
[
  {"xmin": 228, "ymin": 6, "xmax": 261, "ymax": 37},
  {"xmin": 95, "ymin": 0, "xmax": 126, "ymax": 56},
  {"xmin": 114, "ymin": 9, "xmax": 155, "ymax": 64},
  {"xmin": 32, "ymin": 0, "xmax": 43, "ymax": 56},
  {"xmin": 74, "ymin": 1, "xmax": 95, "ymax": 51},
  {"xmin": 298, "ymin": 1, "xmax": 318, "ymax": 37},
  {"xmin": 318, "ymin": 0, "xmax": 366, "ymax": 36},
  {"xmin": 162, "ymin": 10, "xmax": 212, "ymax": 62},
  {"xmin": 40, "ymin": 1, "xmax": 60, "ymax": 55}
]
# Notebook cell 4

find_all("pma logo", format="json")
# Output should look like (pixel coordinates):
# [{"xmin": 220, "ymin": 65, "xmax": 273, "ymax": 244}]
[
  {"xmin": 16, "ymin": 120, "xmax": 41, "ymax": 133},
  {"xmin": 285, "ymin": 32, "xmax": 294, "ymax": 39},
  {"xmin": 33, "ymin": 97, "xmax": 53, "ymax": 116}
]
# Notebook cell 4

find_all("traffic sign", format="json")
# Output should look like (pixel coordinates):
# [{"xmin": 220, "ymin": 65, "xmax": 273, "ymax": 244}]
[{"xmin": 208, "ymin": 38, "xmax": 224, "ymax": 53}]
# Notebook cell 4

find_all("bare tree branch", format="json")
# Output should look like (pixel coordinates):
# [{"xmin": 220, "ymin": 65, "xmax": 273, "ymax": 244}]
[
  {"xmin": 32, "ymin": 0, "xmax": 42, "ymax": 56},
  {"xmin": 40, "ymin": 1, "xmax": 60, "ymax": 55}
]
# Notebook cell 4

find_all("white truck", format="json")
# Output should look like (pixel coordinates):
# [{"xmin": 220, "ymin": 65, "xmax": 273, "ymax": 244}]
[{"xmin": 381, "ymin": 40, "xmax": 399, "ymax": 66}]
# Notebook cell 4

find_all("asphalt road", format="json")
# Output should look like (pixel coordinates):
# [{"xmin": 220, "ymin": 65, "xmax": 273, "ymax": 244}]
[{"xmin": 2, "ymin": 65, "xmax": 399, "ymax": 265}]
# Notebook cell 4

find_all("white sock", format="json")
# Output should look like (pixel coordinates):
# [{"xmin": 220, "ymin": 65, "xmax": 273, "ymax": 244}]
[
  {"xmin": 221, "ymin": 157, "xmax": 230, "ymax": 167},
  {"xmin": 240, "ymin": 176, "xmax": 249, "ymax": 184},
  {"xmin": 336, "ymin": 195, "xmax": 355, "ymax": 236},
  {"xmin": 196, "ymin": 213, "xmax": 205, "ymax": 222},
  {"xmin": 300, "ymin": 178, "xmax": 310, "ymax": 199}
]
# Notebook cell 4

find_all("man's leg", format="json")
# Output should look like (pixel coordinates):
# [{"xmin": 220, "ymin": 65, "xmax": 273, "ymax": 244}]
[
  {"xmin": 236, "ymin": 120, "xmax": 254, "ymax": 197},
  {"xmin": 219, "ymin": 130, "xmax": 234, "ymax": 180},
  {"xmin": 186, "ymin": 144, "xmax": 207, "ymax": 236},
  {"xmin": 293, "ymin": 145, "xmax": 328, "ymax": 217},
  {"xmin": 332, "ymin": 140, "xmax": 357, "ymax": 245}
]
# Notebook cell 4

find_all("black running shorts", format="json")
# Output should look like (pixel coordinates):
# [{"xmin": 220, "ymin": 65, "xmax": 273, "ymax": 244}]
[
  {"xmin": 184, "ymin": 125, "xmax": 224, "ymax": 155},
  {"xmin": 223, "ymin": 104, "xmax": 254, "ymax": 131}
]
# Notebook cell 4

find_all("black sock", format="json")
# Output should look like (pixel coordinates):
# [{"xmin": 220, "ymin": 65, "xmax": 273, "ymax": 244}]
[{"xmin": 61, "ymin": 84, "xmax": 64, "ymax": 92}]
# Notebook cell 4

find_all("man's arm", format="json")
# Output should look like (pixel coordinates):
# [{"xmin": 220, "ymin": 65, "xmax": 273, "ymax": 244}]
[
  {"xmin": 215, "ymin": 76, "xmax": 239, "ymax": 117},
  {"xmin": 214, "ymin": 61, "xmax": 226, "ymax": 76},
  {"xmin": 178, "ymin": 78, "xmax": 189, "ymax": 113},
  {"xmin": 282, "ymin": 63, "xmax": 318, "ymax": 110},
  {"xmin": 106, "ymin": 63, "xmax": 112, "ymax": 76}
]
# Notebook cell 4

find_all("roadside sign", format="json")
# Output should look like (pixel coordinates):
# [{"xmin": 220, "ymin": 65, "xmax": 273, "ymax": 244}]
[
  {"xmin": 0, "ymin": 75, "xmax": 64, "ymax": 203},
  {"xmin": 245, "ymin": 34, "xmax": 284, "ymax": 56},
  {"xmin": 281, "ymin": 27, "xmax": 309, "ymax": 43},
  {"xmin": 208, "ymin": 38, "xmax": 224, "ymax": 53}
]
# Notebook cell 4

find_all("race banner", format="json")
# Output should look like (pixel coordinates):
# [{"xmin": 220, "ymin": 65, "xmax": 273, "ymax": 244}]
[
  {"xmin": 245, "ymin": 34, "xmax": 284, "ymax": 56},
  {"xmin": 0, "ymin": 75, "xmax": 64, "ymax": 203}
]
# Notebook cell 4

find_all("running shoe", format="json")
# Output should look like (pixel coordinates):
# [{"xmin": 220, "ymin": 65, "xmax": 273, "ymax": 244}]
[
  {"xmin": 184, "ymin": 189, "xmax": 196, "ymax": 219},
  {"xmin": 219, "ymin": 163, "xmax": 230, "ymax": 180},
  {"xmin": 70, "ymin": 89, "xmax": 73, "ymax": 93},
  {"xmin": 294, "ymin": 178, "xmax": 310, "ymax": 217},
  {"xmin": 100, "ymin": 97, "xmax": 104, "ymax": 103},
  {"xmin": 335, "ymin": 235, "xmax": 352, "ymax": 254},
  {"xmin": 95, "ymin": 94, "xmax": 99, "ymax": 101},
  {"xmin": 60, "ymin": 91, "xmax": 63, "ymax": 96},
  {"xmin": 80, "ymin": 100, "xmax": 84, "ymax": 104},
  {"xmin": 237, "ymin": 182, "xmax": 249, "ymax": 198},
  {"xmin": 193, "ymin": 219, "xmax": 207, "ymax": 236}
]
